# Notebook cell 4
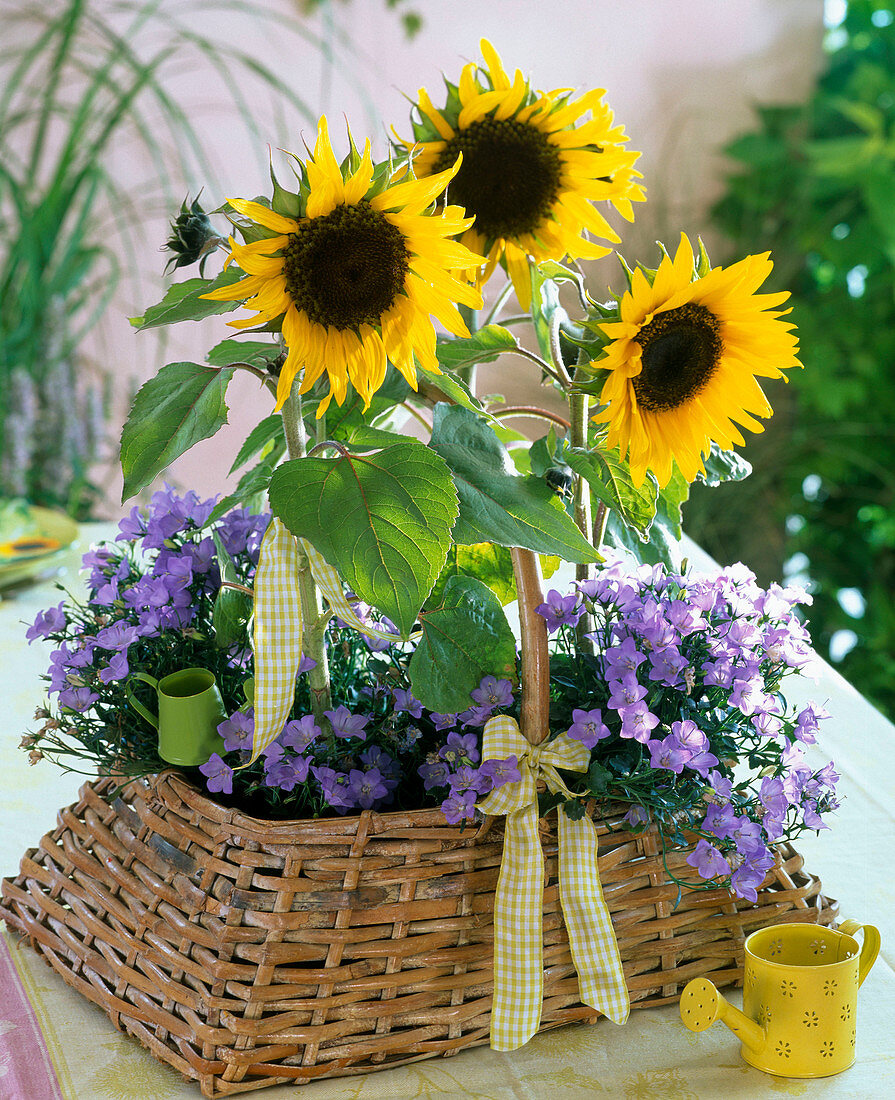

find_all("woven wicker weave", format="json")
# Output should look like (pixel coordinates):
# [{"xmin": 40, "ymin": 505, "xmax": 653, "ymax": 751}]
[{"xmin": 0, "ymin": 771, "xmax": 836, "ymax": 1097}]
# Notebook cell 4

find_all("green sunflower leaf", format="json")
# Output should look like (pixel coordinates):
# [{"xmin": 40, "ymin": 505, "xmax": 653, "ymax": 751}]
[
  {"xmin": 207, "ymin": 452, "xmax": 280, "ymax": 525},
  {"xmin": 697, "ymin": 443, "xmax": 753, "ymax": 486},
  {"xmin": 409, "ymin": 575, "xmax": 516, "ymax": 713},
  {"xmin": 129, "ymin": 267, "xmax": 244, "ymax": 330},
  {"xmin": 268, "ymin": 444, "xmax": 459, "ymax": 636},
  {"xmin": 416, "ymin": 362, "xmax": 500, "ymax": 425},
  {"xmin": 207, "ymin": 338, "xmax": 279, "ymax": 368},
  {"xmin": 229, "ymin": 415, "xmax": 285, "ymax": 475},
  {"xmin": 565, "ymin": 444, "xmax": 658, "ymax": 537},
  {"xmin": 435, "ymin": 325, "xmax": 518, "ymax": 370},
  {"xmin": 119, "ymin": 362, "xmax": 234, "ymax": 502},
  {"xmin": 429, "ymin": 404, "xmax": 601, "ymax": 563},
  {"xmin": 428, "ymin": 542, "xmax": 560, "ymax": 608}
]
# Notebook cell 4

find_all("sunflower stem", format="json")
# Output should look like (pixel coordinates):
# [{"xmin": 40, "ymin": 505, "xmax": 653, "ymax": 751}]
[
  {"xmin": 511, "ymin": 547, "xmax": 550, "ymax": 746},
  {"xmin": 457, "ymin": 302, "xmax": 480, "ymax": 393},
  {"xmin": 279, "ymin": 384, "xmax": 333, "ymax": 728},
  {"xmin": 569, "ymin": 386, "xmax": 594, "ymax": 653}
]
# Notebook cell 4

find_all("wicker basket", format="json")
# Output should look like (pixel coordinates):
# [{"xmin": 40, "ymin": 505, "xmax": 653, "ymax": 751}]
[{"xmin": 0, "ymin": 770, "xmax": 836, "ymax": 1097}]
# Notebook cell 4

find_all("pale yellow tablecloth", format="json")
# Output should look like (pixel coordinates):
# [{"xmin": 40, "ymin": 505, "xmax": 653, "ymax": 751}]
[{"xmin": 1, "ymin": 525, "xmax": 893, "ymax": 1099}]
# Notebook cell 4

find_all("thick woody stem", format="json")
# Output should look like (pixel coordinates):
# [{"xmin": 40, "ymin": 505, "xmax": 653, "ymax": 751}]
[
  {"xmin": 569, "ymin": 388, "xmax": 594, "ymax": 653},
  {"xmin": 511, "ymin": 547, "xmax": 550, "ymax": 746},
  {"xmin": 279, "ymin": 386, "xmax": 333, "ymax": 723}
]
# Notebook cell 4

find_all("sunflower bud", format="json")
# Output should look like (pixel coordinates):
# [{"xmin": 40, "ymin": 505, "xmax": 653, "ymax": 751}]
[{"xmin": 163, "ymin": 194, "xmax": 222, "ymax": 276}]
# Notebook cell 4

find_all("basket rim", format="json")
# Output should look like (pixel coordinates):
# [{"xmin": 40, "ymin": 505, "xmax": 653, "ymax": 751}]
[{"xmin": 128, "ymin": 770, "xmax": 633, "ymax": 845}]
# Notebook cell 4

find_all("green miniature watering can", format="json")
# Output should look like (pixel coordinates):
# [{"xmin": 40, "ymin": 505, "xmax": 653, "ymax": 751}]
[
  {"xmin": 680, "ymin": 920, "xmax": 880, "ymax": 1078},
  {"xmin": 126, "ymin": 667, "xmax": 227, "ymax": 766}
]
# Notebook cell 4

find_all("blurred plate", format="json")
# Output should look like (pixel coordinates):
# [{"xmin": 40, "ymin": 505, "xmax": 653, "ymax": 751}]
[{"xmin": 0, "ymin": 500, "xmax": 79, "ymax": 590}]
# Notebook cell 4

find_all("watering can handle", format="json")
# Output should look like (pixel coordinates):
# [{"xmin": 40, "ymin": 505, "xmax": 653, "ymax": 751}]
[
  {"xmin": 839, "ymin": 919, "xmax": 881, "ymax": 986},
  {"xmin": 126, "ymin": 672, "xmax": 160, "ymax": 729}
]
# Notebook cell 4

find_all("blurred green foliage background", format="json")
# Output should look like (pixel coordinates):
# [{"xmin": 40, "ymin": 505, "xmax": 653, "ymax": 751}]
[{"xmin": 686, "ymin": 0, "xmax": 895, "ymax": 720}]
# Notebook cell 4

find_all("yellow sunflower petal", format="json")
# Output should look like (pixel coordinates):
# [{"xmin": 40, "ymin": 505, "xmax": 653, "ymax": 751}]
[
  {"xmin": 227, "ymin": 198, "xmax": 298, "ymax": 235},
  {"xmin": 416, "ymin": 87, "xmax": 456, "ymax": 140},
  {"xmin": 480, "ymin": 38, "xmax": 511, "ymax": 90}
]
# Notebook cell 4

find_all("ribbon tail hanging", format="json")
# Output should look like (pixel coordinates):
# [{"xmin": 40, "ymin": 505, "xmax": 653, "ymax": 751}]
[
  {"xmin": 248, "ymin": 517, "xmax": 304, "ymax": 763},
  {"xmin": 490, "ymin": 799, "xmax": 545, "ymax": 1051},
  {"xmin": 557, "ymin": 809, "xmax": 629, "ymax": 1024}
]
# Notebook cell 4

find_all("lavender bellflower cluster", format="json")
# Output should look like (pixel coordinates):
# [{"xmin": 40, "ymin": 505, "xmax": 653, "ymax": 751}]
[{"xmin": 538, "ymin": 557, "xmax": 840, "ymax": 902}]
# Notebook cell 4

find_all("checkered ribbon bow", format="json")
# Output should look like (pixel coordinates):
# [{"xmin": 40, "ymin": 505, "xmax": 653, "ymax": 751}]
[
  {"xmin": 477, "ymin": 714, "xmax": 629, "ymax": 1050},
  {"xmin": 249, "ymin": 518, "xmax": 410, "ymax": 762}
]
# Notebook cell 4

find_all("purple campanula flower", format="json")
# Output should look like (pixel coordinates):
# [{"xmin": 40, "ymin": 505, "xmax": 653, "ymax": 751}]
[
  {"xmin": 448, "ymin": 764, "xmax": 489, "ymax": 794},
  {"xmin": 457, "ymin": 704, "xmax": 493, "ymax": 728},
  {"xmin": 687, "ymin": 839, "xmax": 730, "ymax": 881},
  {"xmin": 623, "ymin": 804, "xmax": 650, "ymax": 829},
  {"xmin": 702, "ymin": 802, "xmax": 738, "ymax": 840},
  {"xmin": 90, "ymin": 576, "xmax": 120, "ymax": 606},
  {"xmin": 603, "ymin": 637, "xmax": 646, "ymax": 678},
  {"xmin": 646, "ymin": 735, "xmax": 689, "ymax": 774},
  {"xmin": 535, "ymin": 588, "xmax": 583, "ymax": 633},
  {"xmin": 360, "ymin": 745, "xmax": 400, "ymax": 785},
  {"xmin": 607, "ymin": 676, "xmax": 647, "ymax": 710},
  {"xmin": 430, "ymin": 712, "xmax": 457, "ymax": 731},
  {"xmin": 199, "ymin": 753, "xmax": 233, "ymax": 795},
  {"xmin": 26, "ymin": 603, "xmax": 67, "ymax": 641},
  {"xmin": 441, "ymin": 788, "xmax": 477, "ymax": 824},
  {"xmin": 752, "ymin": 711, "xmax": 783, "ymax": 739},
  {"xmin": 478, "ymin": 755, "xmax": 521, "ymax": 789},
  {"xmin": 728, "ymin": 676, "xmax": 762, "ymax": 716},
  {"xmin": 759, "ymin": 775, "xmax": 788, "ymax": 816},
  {"xmin": 219, "ymin": 709, "xmax": 255, "ymax": 753},
  {"xmin": 647, "ymin": 646, "xmax": 688, "ymax": 687},
  {"xmin": 98, "ymin": 652, "xmax": 130, "ymax": 684},
  {"xmin": 470, "ymin": 675, "xmax": 514, "ymax": 709},
  {"xmin": 346, "ymin": 768, "xmax": 389, "ymax": 809},
  {"xmin": 324, "ymin": 705, "xmax": 369, "ymax": 740},
  {"xmin": 442, "ymin": 730, "xmax": 480, "ymax": 764},
  {"xmin": 801, "ymin": 798, "xmax": 830, "ymax": 831},
  {"xmin": 392, "ymin": 687, "xmax": 423, "ymax": 719},
  {"xmin": 296, "ymin": 653, "xmax": 318, "ymax": 676},
  {"xmin": 262, "ymin": 756, "xmax": 312, "ymax": 792},
  {"xmin": 58, "ymin": 685, "xmax": 99, "ymax": 711},
  {"xmin": 116, "ymin": 505, "xmax": 146, "ymax": 541},
  {"xmin": 94, "ymin": 622, "xmax": 139, "ymax": 652},
  {"xmin": 793, "ymin": 703, "xmax": 829, "ymax": 745},
  {"xmin": 281, "ymin": 714, "xmax": 320, "ymax": 752},
  {"xmin": 665, "ymin": 600, "xmax": 705, "ymax": 636},
  {"xmin": 706, "ymin": 771, "xmax": 733, "ymax": 804},
  {"xmin": 420, "ymin": 759, "xmax": 452, "ymax": 790},
  {"xmin": 312, "ymin": 765, "xmax": 355, "ymax": 812},
  {"xmin": 619, "ymin": 704, "xmax": 659, "ymax": 744},
  {"xmin": 153, "ymin": 552, "xmax": 193, "ymax": 595},
  {"xmin": 567, "ymin": 708, "xmax": 612, "ymax": 748},
  {"xmin": 701, "ymin": 657, "xmax": 734, "ymax": 688}
]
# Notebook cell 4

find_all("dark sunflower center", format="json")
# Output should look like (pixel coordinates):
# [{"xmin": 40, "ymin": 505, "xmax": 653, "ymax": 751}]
[
  {"xmin": 632, "ymin": 303, "xmax": 723, "ymax": 412},
  {"xmin": 433, "ymin": 116, "xmax": 562, "ymax": 240},
  {"xmin": 282, "ymin": 201, "xmax": 409, "ymax": 329}
]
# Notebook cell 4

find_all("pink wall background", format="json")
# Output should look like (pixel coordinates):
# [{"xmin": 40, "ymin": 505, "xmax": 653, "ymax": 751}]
[{"xmin": 75, "ymin": 0, "xmax": 825, "ymax": 518}]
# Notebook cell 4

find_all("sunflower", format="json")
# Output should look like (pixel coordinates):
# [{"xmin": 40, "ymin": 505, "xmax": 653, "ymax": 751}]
[
  {"xmin": 397, "ymin": 39, "xmax": 644, "ymax": 309},
  {"xmin": 589, "ymin": 234, "xmax": 802, "ymax": 487},
  {"xmin": 201, "ymin": 116, "xmax": 484, "ymax": 414}
]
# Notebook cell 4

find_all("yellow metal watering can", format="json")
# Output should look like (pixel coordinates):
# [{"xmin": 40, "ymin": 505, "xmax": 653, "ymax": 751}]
[{"xmin": 680, "ymin": 920, "xmax": 880, "ymax": 1078}]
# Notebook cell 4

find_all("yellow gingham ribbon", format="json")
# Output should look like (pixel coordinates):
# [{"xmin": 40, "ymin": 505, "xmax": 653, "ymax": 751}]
[
  {"xmin": 477, "ymin": 714, "xmax": 629, "ymax": 1050},
  {"xmin": 250, "ymin": 517, "xmax": 304, "ymax": 761},
  {"xmin": 250, "ymin": 526, "xmax": 413, "ymax": 761},
  {"xmin": 301, "ymin": 539, "xmax": 414, "ymax": 643}
]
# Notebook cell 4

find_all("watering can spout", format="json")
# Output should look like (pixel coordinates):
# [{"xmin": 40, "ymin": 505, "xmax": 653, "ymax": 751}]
[{"xmin": 680, "ymin": 977, "xmax": 767, "ymax": 1054}]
